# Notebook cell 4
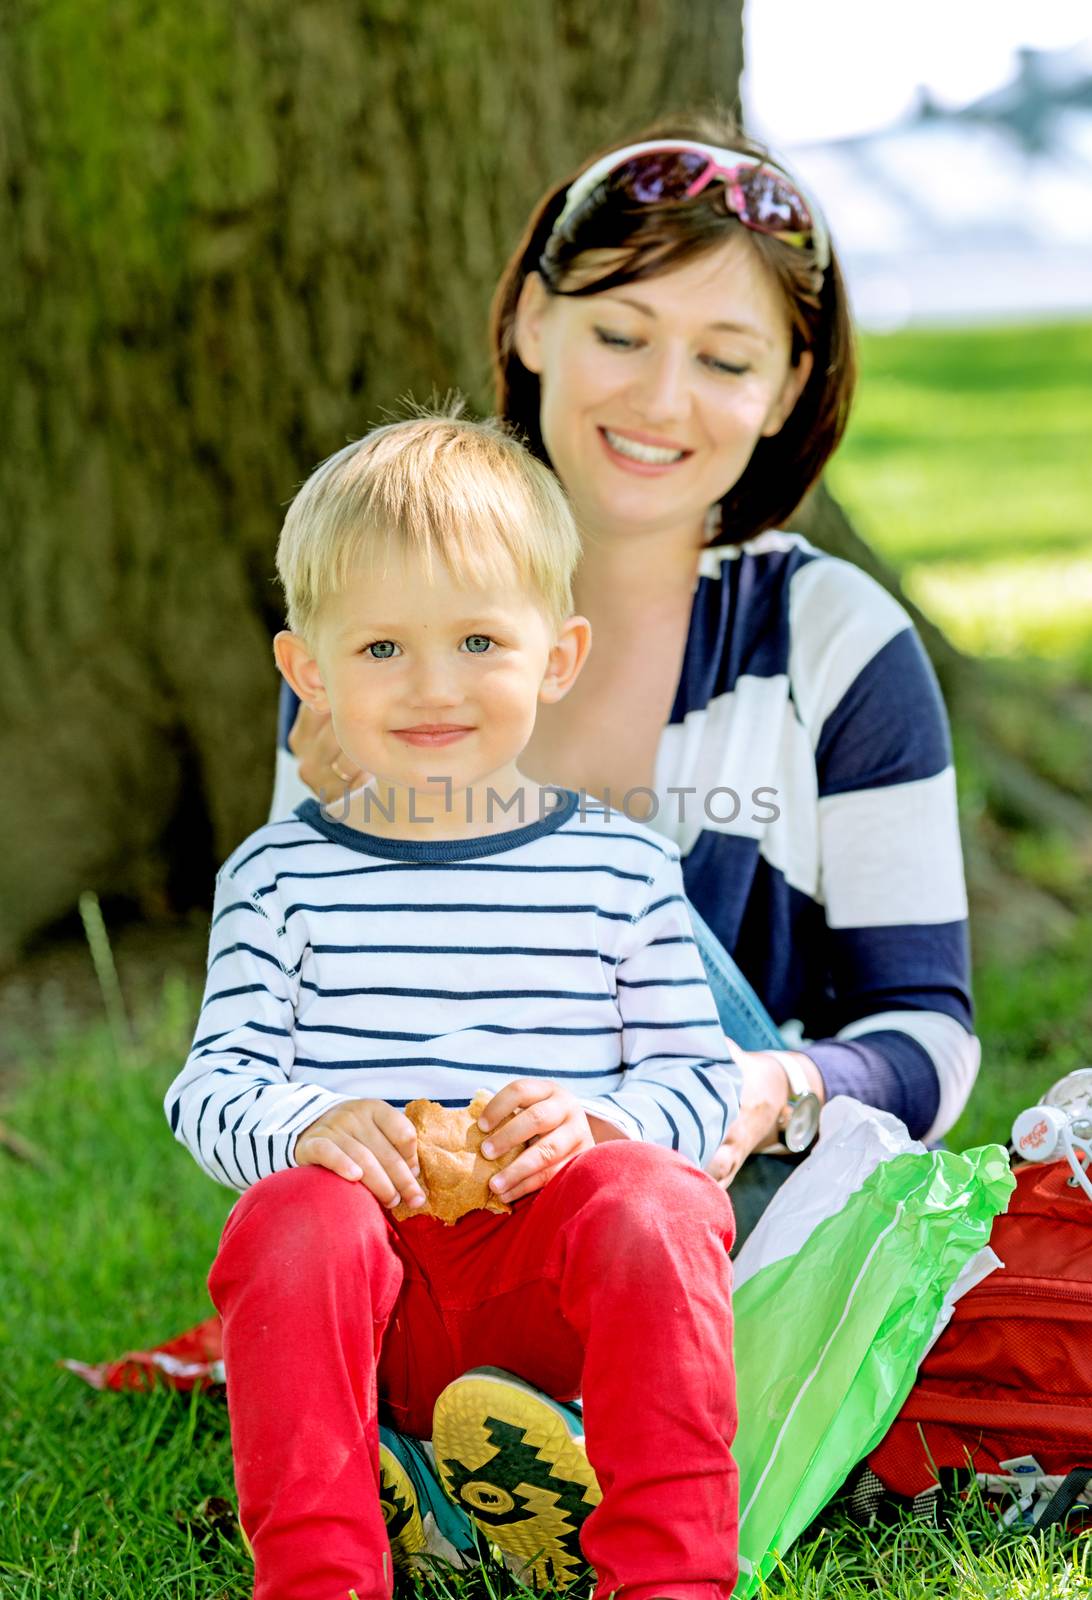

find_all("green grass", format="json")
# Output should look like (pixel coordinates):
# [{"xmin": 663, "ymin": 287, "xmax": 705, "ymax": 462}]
[
  {"xmin": 829, "ymin": 320, "xmax": 1092, "ymax": 671},
  {"xmin": 2, "ymin": 943, "xmax": 1089, "ymax": 1599},
  {"xmin": 4, "ymin": 319, "xmax": 1091, "ymax": 1595}
]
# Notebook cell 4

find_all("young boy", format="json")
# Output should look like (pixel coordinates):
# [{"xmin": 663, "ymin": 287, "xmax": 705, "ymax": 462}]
[{"xmin": 165, "ymin": 413, "xmax": 741, "ymax": 1600}]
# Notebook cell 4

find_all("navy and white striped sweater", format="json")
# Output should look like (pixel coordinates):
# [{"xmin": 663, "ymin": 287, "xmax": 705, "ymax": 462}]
[{"xmin": 165, "ymin": 794, "xmax": 742, "ymax": 1191}]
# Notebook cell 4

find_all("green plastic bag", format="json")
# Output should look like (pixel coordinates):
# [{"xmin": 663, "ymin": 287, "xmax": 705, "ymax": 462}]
[{"xmin": 732, "ymin": 1123, "xmax": 1014, "ymax": 1595}]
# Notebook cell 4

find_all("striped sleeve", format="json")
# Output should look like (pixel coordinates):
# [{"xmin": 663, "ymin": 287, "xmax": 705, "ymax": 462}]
[
  {"xmin": 789, "ymin": 558, "xmax": 980, "ymax": 1143},
  {"xmin": 163, "ymin": 860, "xmax": 347, "ymax": 1191},
  {"xmin": 582, "ymin": 850, "xmax": 741, "ymax": 1166}
]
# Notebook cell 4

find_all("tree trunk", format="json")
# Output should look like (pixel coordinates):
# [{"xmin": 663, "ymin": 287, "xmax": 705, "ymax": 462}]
[{"xmin": 0, "ymin": 0, "xmax": 743, "ymax": 963}]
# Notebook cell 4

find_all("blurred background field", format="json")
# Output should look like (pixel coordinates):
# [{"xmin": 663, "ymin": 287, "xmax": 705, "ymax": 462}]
[{"xmin": 833, "ymin": 321, "xmax": 1092, "ymax": 671}]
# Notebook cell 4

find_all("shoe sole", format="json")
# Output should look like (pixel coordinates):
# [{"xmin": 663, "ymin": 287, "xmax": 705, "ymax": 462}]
[
  {"xmin": 378, "ymin": 1441, "xmax": 428, "ymax": 1568},
  {"xmin": 432, "ymin": 1369, "xmax": 600, "ymax": 1589}
]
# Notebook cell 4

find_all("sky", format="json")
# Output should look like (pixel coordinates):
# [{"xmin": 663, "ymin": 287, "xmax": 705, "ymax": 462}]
[{"xmin": 743, "ymin": 0, "xmax": 1092, "ymax": 145}]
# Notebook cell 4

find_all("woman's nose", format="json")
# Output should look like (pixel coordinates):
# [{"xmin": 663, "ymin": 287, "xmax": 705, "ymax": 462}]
[{"xmin": 633, "ymin": 344, "xmax": 691, "ymax": 426}]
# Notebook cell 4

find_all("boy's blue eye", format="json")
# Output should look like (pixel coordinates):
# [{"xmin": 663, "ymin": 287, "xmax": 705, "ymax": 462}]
[
  {"xmin": 366, "ymin": 640, "xmax": 399, "ymax": 659},
  {"xmin": 463, "ymin": 635, "xmax": 493, "ymax": 654}
]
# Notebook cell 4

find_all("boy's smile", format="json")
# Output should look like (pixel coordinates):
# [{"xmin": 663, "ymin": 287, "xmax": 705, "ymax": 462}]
[
  {"xmin": 392, "ymin": 724, "xmax": 475, "ymax": 748},
  {"xmin": 275, "ymin": 547, "xmax": 591, "ymax": 836}
]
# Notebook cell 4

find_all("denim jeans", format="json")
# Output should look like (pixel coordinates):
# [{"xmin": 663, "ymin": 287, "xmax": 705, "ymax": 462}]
[
  {"xmin": 687, "ymin": 902, "xmax": 797, "ymax": 1250},
  {"xmin": 687, "ymin": 903, "xmax": 785, "ymax": 1053}
]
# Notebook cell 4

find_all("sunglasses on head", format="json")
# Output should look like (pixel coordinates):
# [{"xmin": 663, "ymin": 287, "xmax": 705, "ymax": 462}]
[{"xmin": 550, "ymin": 139, "xmax": 831, "ymax": 273}]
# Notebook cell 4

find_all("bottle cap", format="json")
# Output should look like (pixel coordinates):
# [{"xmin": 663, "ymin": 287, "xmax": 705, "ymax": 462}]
[{"xmin": 1011, "ymin": 1104, "xmax": 1069, "ymax": 1162}]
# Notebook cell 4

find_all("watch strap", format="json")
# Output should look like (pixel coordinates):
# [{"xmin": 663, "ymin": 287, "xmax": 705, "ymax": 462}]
[{"xmin": 777, "ymin": 1051, "xmax": 811, "ymax": 1104}]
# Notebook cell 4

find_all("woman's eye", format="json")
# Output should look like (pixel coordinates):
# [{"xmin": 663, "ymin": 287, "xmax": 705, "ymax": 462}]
[
  {"xmin": 364, "ymin": 640, "xmax": 399, "ymax": 659},
  {"xmin": 593, "ymin": 326, "xmax": 639, "ymax": 351},
  {"xmin": 594, "ymin": 325, "xmax": 745, "ymax": 374},
  {"xmin": 462, "ymin": 635, "xmax": 494, "ymax": 654},
  {"xmin": 703, "ymin": 355, "xmax": 751, "ymax": 376}
]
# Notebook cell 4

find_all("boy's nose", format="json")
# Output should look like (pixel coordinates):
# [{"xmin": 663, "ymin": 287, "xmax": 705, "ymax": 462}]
[{"xmin": 408, "ymin": 657, "xmax": 462, "ymax": 706}]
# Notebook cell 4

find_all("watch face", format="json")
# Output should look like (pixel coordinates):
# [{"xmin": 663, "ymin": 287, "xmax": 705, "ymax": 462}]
[{"xmin": 784, "ymin": 1093, "xmax": 821, "ymax": 1154}]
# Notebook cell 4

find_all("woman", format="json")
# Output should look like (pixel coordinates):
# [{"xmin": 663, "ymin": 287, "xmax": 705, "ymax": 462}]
[{"xmin": 278, "ymin": 114, "xmax": 980, "ymax": 1244}]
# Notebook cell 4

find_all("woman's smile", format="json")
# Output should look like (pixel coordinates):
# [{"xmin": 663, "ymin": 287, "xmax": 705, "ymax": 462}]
[{"xmin": 598, "ymin": 426, "xmax": 693, "ymax": 473}]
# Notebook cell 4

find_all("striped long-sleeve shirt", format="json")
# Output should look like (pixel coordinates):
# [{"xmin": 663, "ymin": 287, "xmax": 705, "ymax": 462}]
[
  {"xmin": 271, "ymin": 531, "xmax": 979, "ymax": 1145},
  {"xmin": 165, "ymin": 792, "xmax": 741, "ymax": 1191}
]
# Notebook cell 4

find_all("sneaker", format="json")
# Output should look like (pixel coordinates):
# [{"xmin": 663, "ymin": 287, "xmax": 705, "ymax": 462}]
[
  {"xmin": 432, "ymin": 1367, "xmax": 599, "ymax": 1589},
  {"xmin": 378, "ymin": 1427, "xmax": 476, "ymax": 1572}
]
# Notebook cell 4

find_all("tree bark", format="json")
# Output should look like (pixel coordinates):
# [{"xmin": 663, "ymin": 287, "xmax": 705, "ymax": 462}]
[{"xmin": 0, "ymin": 0, "xmax": 743, "ymax": 962}]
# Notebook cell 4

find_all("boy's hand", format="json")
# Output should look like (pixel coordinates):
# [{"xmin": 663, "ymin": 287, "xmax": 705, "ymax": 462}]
[
  {"xmin": 288, "ymin": 703, "xmax": 367, "ymax": 798},
  {"xmin": 477, "ymin": 1080, "xmax": 595, "ymax": 1203},
  {"xmin": 295, "ymin": 1099, "xmax": 426, "ymax": 1210}
]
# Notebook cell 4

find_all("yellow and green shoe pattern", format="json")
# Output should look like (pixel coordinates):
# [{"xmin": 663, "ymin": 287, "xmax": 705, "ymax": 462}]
[
  {"xmin": 379, "ymin": 1438, "xmax": 430, "ymax": 1567},
  {"xmin": 432, "ymin": 1368, "xmax": 599, "ymax": 1589}
]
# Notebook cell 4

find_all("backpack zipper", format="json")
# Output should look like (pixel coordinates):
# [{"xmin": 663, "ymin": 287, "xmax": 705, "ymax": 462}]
[{"xmin": 958, "ymin": 1274, "xmax": 1092, "ymax": 1313}]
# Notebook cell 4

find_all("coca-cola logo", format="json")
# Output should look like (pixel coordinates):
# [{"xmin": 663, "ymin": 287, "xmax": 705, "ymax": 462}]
[{"xmin": 1019, "ymin": 1118, "xmax": 1049, "ymax": 1152}]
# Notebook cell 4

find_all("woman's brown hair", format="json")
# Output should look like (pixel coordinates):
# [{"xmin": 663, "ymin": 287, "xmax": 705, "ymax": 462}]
[{"xmin": 491, "ymin": 112, "xmax": 857, "ymax": 544}]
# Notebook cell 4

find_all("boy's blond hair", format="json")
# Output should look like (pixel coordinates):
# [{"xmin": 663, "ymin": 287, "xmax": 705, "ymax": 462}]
[{"xmin": 277, "ymin": 408, "xmax": 580, "ymax": 639}]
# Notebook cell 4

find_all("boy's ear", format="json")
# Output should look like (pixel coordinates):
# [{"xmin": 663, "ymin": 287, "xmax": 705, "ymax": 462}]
[
  {"xmin": 273, "ymin": 631, "xmax": 330, "ymax": 714},
  {"xmin": 539, "ymin": 615, "xmax": 592, "ymax": 705},
  {"xmin": 512, "ymin": 272, "xmax": 550, "ymax": 375}
]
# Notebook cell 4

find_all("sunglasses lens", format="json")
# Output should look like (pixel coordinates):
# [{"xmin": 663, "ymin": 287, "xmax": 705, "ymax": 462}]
[
  {"xmin": 614, "ymin": 150, "xmax": 710, "ymax": 204},
  {"xmin": 734, "ymin": 166, "xmax": 813, "ymax": 235}
]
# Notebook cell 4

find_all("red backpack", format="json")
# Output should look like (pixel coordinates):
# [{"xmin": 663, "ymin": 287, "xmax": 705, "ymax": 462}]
[{"xmin": 852, "ymin": 1158, "xmax": 1092, "ymax": 1531}]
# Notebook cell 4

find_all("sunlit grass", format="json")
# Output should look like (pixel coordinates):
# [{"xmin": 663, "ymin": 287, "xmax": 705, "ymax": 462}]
[
  {"xmin": 829, "ymin": 320, "xmax": 1092, "ymax": 672},
  {"xmin": 904, "ymin": 550, "xmax": 1092, "ymax": 662}
]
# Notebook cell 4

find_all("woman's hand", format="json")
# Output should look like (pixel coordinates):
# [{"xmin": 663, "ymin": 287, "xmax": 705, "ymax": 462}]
[
  {"xmin": 288, "ymin": 703, "xmax": 366, "ymax": 798},
  {"xmin": 477, "ymin": 1079, "xmax": 597, "ymax": 1203},
  {"xmin": 707, "ymin": 1049, "xmax": 824, "ymax": 1189}
]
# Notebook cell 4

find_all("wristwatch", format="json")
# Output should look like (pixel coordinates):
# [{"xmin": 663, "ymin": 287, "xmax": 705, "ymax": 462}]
[{"xmin": 775, "ymin": 1054, "xmax": 822, "ymax": 1155}]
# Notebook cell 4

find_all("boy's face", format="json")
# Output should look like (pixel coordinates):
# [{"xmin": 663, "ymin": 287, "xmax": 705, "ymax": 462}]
[{"xmin": 280, "ymin": 547, "xmax": 585, "ymax": 797}]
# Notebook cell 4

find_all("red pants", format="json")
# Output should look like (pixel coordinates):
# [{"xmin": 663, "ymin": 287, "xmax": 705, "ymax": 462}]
[{"xmin": 208, "ymin": 1140, "xmax": 738, "ymax": 1600}]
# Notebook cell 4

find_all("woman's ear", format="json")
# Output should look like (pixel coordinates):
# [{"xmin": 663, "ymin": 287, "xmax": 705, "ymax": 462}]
[
  {"xmin": 274, "ymin": 631, "xmax": 330, "ymax": 714},
  {"xmin": 762, "ymin": 348, "xmax": 814, "ymax": 438},
  {"xmin": 539, "ymin": 614, "xmax": 593, "ymax": 705},
  {"xmin": 513, "ymin": 272, "xmax": 550, "ymax": 375}
]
